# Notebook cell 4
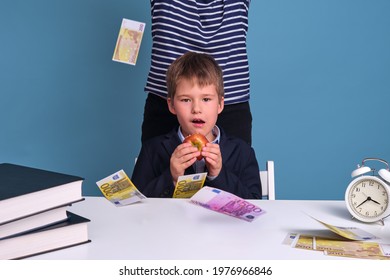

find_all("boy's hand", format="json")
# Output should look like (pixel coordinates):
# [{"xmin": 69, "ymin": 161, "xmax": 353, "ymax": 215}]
[
  {"xmin": 202, "ymin": 143, "xmax": 222, "ymax": 177},
  {"xmin": 170, "ymin": 142, "xmax": 200, "ymax": 183}
]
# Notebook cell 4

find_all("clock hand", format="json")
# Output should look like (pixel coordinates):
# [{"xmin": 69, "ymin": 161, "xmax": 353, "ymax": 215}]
[
  {"xmin": 367, "ymin": 197, "xmax": 381, "ymax": 205},
  {"xmin": 356, "ymin": 198, "xmax": 369, "ymax": 208}
]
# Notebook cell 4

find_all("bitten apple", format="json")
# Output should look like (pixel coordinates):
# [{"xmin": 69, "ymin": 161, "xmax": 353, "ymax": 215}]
[{"xmin": 183, "ymin": 133, "xmax": 209, "ymax": 160}]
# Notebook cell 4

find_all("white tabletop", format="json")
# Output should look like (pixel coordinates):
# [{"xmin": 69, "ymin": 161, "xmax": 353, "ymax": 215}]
[{"xmin": 30, "ymin": 197, "xmax": 390, "ymax": 260}]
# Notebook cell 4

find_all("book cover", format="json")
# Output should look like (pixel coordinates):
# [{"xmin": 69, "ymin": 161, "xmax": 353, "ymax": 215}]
[
  {"xmin": 0, "ymin": 211, "xmax": 91, "ymax": 260},
  {"xmin": 0, "ymin": 205, "xmax": 69, "ymax": 240},
  {"xmin": 0, "ymin": 163, "xmax": 84, "ymax": 225}
]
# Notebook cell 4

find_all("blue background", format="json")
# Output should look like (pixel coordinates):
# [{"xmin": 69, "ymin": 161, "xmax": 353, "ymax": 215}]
[{"xmin": 1, "ymin": 0, "xmax": 389, "ymax": 199}]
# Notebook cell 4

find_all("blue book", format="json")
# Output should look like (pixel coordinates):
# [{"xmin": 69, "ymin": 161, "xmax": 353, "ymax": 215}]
[{"xmin": 0, "ymin": 163, "xmax": 84, "ymax": 225}]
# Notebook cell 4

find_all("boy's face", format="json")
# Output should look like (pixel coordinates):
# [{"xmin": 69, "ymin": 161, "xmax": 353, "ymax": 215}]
[{"xmin": 167, "ymin": 78, "xmax": 224, "ymax": 142}]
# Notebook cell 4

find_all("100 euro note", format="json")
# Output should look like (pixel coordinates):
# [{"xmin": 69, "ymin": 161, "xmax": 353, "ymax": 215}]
[
  {"xmin": 96, "ymin": 169, "xmax": 146, "ymax": 206},
  {"xmin": 190, "ymin": 186, "xmax": 265, "ymax": 222}
]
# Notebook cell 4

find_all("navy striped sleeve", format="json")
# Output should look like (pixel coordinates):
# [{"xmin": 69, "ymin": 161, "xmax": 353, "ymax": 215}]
[{"xmin": 145, "ymin": 0, "xmax": 251, "ymax": 105}]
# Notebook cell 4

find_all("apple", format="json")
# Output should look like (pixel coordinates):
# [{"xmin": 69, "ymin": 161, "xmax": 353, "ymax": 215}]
[{"xmin": 183, "ymin": 133, "xmax": 209, "ymax": 160}]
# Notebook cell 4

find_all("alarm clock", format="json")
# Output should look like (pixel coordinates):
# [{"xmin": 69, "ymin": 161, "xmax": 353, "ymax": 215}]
[{"xmin": 345, "ymin": 158, "xmax": 390, "ymax": 224}]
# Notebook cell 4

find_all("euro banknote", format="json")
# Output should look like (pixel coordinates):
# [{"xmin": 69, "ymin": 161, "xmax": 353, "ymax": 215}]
[
  {"xmin": 173, "ymin": 172, "xmax": 207, "ymax": 198},
  {"xmin": 308, "ymin": 215, "xmax": 378, "ymax": 241},
  {"xmin": 96, "ymin": 169, "xmax": 146, "ymax": 206},
  {"xmin": 190, "ymin": 186, "xmax": 265, "ymax": 222},
  {"xmin": 290, "ymin": 233, "xmax": 390, "ymax": 260},
  {"xmin": 112, "ymin": 18, "xmax": 145, "ymax": 65}
]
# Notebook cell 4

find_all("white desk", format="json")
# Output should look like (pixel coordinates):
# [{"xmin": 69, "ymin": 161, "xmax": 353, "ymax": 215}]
[{"xmin": 30, "ymin": 197, "xmax": 390, "ymax": 260}]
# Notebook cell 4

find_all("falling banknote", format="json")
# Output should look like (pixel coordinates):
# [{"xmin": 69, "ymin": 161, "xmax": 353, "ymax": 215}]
[
  {"xmin": 190, "ymin": 186, "xmax": 265, "ymax": 222},
  {"xmin": 112, "ymin": 18, "xmax": 145, "ymax": 65},
  {"xmin": 96, "ymin": 169, "xmax": 146, "ymax": 206}
]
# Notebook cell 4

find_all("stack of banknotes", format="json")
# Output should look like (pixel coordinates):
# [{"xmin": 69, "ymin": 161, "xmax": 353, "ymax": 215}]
[{"xmin": 284, "ymin": 216, "xmax": 390, "ymax": 259}]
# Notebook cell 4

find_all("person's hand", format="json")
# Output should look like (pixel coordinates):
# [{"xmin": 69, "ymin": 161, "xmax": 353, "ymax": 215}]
[
  {"xmin": 202, "ymin": 143, "xmax": 222, "ymax": 177},
  {"xmin": 170, "ymin": 143, "xmax": 200, "ymax": 183}
]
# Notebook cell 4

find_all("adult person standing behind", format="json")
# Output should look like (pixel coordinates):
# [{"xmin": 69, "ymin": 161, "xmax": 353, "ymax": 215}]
[{"xmin": 142, "ymin": 0, "xmax": 253, "ymax": 145}]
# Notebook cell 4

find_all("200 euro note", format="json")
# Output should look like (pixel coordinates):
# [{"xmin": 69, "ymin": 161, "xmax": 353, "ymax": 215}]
[
  {"xmin": 308, "ymin": 215, "xmax": 378, "ymax": 241},
  {"xmin": 290, "ymin": 233, "xmax": 390, "ymax": 260},
  {"xmin": 96, "ymin": 169, "xmax": 146, "ymax": 206},
  {"xmin": 190, "ymin": 186, "xmax": 265, "ymax": 222},
  {"xmin": 319, "ymin": 238, "xmax": 390, "ymax": 260},
  {"xmin": 173, "ymin": 172, "xmax": 207, "ymax": 198},
  {"xmin": 112, "ymin": 18, "xmax": 145, "ymax": 65}
]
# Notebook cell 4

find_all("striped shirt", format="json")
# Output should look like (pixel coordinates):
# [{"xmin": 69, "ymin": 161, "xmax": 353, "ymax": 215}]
[{"xmin": 145, "ymin": 0, "xmax": 251, "ymax": 105}]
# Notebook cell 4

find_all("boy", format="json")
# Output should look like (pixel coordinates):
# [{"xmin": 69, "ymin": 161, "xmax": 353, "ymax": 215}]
[{"xmin": 132, "ymin": 52, "xmax": 261, "ymax": 199}]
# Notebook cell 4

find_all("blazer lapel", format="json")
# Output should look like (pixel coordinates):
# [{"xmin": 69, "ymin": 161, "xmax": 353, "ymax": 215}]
[
  {"xmin": 161, "ymin": 129, "xmax": 181, "ymax": 160},
  {"xmin": 219, "ymin": 128, "xmax": 235, "ymax": 166},
  {"xmin": 161, "ymin": 129, "xmax": 198, "ymax": 175}
]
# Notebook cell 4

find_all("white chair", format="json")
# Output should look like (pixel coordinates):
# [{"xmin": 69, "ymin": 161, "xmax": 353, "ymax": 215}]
[{"xmin": 260, "ymin": 160, "xmax": 275, "ymax": 200}]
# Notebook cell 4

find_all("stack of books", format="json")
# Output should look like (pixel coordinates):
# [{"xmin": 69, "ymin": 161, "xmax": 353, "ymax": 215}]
[{"xmin": 0, "ymin": 163, "xmax": 90, "ymax": 259}]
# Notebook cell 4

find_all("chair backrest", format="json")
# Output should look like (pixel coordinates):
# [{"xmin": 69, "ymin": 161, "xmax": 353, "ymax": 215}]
[{"xmin": 259, "ymin": 160, "xmax": 275, "ymax": 200}]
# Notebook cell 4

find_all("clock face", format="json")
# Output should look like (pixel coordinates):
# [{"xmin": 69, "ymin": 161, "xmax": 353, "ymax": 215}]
[{"xmin": 346, "ymin": 176, "xmax": 389, "ymax": 222}]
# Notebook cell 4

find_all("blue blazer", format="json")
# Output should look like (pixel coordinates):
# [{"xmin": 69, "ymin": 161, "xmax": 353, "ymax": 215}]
[{"xmin": 131, "ymin": 128, "xmax": 262, "ymax": 199}]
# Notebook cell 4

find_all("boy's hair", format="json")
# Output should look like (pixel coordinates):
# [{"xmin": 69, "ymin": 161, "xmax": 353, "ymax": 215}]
[{"xmin": 166, "ymin": 52, "xmax": 224, "ymax": 104}]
